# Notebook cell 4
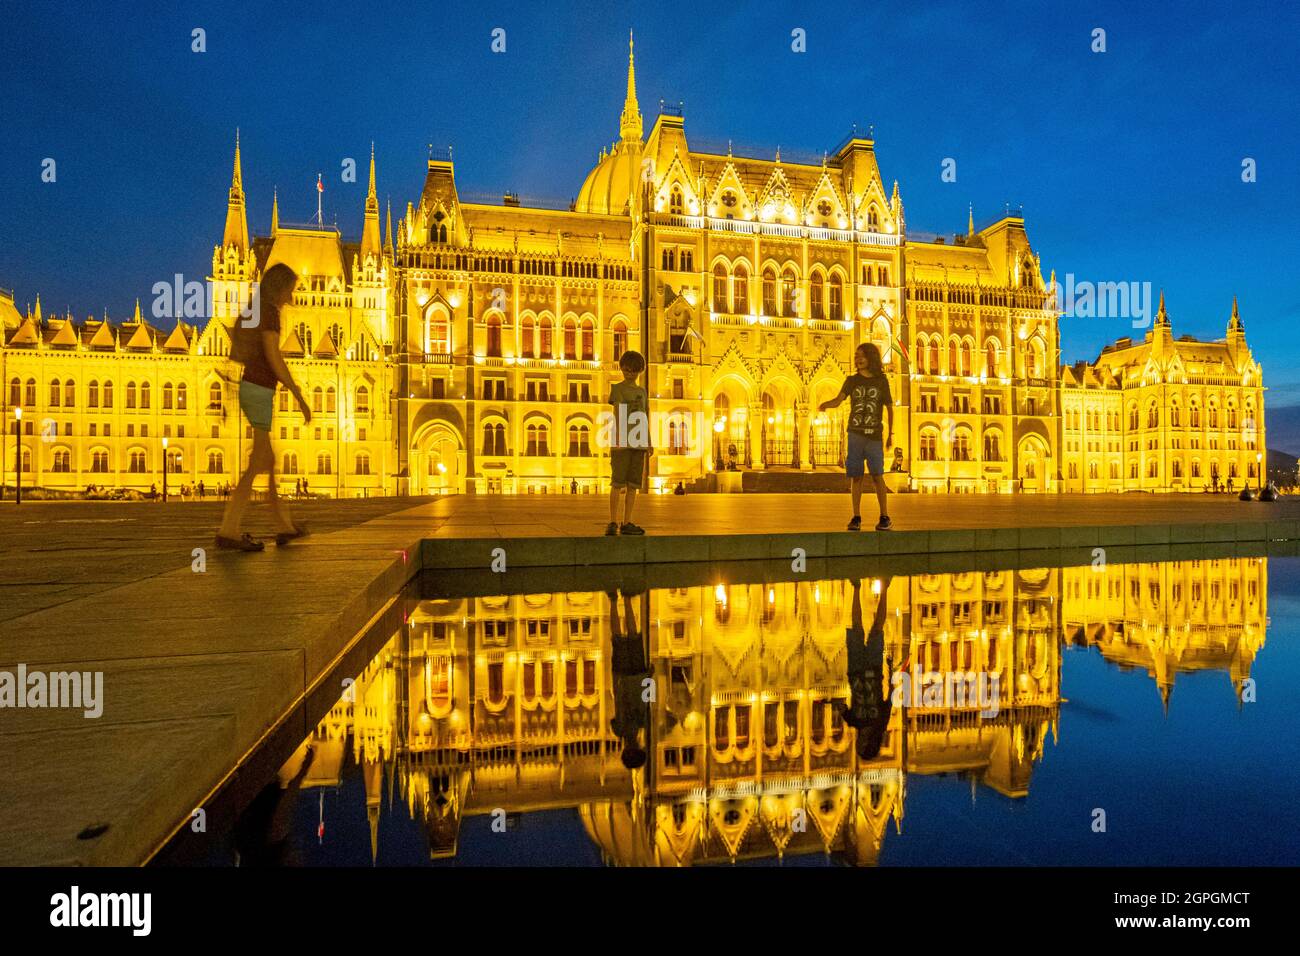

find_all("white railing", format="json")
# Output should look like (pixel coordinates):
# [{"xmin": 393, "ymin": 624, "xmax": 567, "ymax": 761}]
[{"xmin": 655, "ymin": 213, "xmax": 903, "ymax": 245}]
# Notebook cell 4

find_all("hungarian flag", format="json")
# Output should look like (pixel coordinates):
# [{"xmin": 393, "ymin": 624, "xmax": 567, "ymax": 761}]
[{"xmin": 316, "ymin": 174, "xmax": 324, "ymax": 193}]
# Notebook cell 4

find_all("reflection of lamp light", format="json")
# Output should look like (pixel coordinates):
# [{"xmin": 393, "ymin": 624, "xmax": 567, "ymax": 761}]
[
  {"xmin": 437, "ymin": 462, "xmax": 447, "ymax": 474},
  {"xmin": 713, "ymin": 417, "xmax": 726, "ymax": 433},
  {"xmin": 714, "ymin": 583, "xmax": 727, "ymax": 603}
]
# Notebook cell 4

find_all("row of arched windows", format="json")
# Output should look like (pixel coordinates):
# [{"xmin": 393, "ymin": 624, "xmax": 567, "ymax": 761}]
[
  {"xmin": 711, "ymin": 264, "xmax": 846, "ymax": 321},
  {"xmin": 9, "ymin": 377, "xmax": 212, "ymax": 411},
  {"xmin": 481, "ymin": 314, "xmax": 629, "ymax": 362},
  {"xmin": 916, "ymin": 426, "xmax": 1005, "ymax": 462}
]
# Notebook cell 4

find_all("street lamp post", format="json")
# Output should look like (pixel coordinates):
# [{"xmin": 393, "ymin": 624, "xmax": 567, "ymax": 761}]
[
  {"xmin": 1257, "ymin": 452, "xmax": 1263, "ymax": 493},
  {"xmin": 14, "ymin": 407, "xmax": 23, "ymax": 505},
  {"xmin": 162, "ymin": 436, "xmax": 169, "ymax": 503}
]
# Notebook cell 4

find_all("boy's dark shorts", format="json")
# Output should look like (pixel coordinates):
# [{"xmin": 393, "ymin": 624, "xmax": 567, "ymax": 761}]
[
  {"xmin": 845, "ymin": 432, "xmax": 885, "ymax": 478},
  {"xmin": 610, "ymin": 448, "xmax": 647, "ymax": 489}
]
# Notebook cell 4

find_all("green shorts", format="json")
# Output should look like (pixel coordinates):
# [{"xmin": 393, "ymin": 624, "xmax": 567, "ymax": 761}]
[
  {"xmin": 239, "ymin": 380, "xmax": 275, "ymax": 432},
  {"xmin": 610, "ymin": 448, "xmax": 647, "ymax": 489}
]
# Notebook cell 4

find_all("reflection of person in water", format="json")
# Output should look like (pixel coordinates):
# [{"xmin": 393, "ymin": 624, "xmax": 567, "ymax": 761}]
[
  {"xmin": 233, "ymin": 744, "xmax": 315, "ymax": 866},
  {"xmin": 607, "ymin": 589, "xmax": 650, "ymax": 770},
  {"xmin": 837, "ymin": 578, "xmax": 893, "ymax": 760}
]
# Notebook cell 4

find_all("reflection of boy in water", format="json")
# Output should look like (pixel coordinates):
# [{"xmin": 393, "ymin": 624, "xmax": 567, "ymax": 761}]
[
  {"xmin": 837, "ymin": 578, "xmax": 893, "ymax": 760},
  {"xmin": 607, "ymin": 589, "xmax": 650, "ymax": 770}
]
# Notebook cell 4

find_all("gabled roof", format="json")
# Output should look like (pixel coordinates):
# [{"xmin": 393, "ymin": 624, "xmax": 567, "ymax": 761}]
[
  {"xmin": 162, "ymin": 323, "xmax": 191, "ymax": 352},
  {"xmin": 123, "ymin": 322, "xmax": 155, "ymax": 351},
  {"xmin": 49, "ymin": 319, "xmax": 80, "ymax": 348},
  {"xmin": 86, "ymin": 321, "xmax": 116, "ymax": 349}
]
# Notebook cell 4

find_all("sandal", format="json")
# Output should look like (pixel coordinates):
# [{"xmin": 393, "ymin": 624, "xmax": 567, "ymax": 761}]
[
  {"xmin": 275, "ymin": 523, "xmax": 310, "ymax": 546},
  {"xmin": 215, "ymin": 533, "xmax": 265, "ymax": 552}
]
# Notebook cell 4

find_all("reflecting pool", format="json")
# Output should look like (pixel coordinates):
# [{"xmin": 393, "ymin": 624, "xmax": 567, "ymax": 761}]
[{"xmin": 236, "ymin": 553, "xmax": 1300, "ymax": 866}]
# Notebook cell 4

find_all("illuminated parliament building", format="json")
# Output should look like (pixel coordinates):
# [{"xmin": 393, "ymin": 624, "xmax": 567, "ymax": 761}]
[{"xmin": 0, "ymin": 39, "xmax": 1265, "ymax": 496}]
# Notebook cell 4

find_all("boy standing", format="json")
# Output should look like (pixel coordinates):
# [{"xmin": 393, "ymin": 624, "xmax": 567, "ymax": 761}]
[
  {"xmin": 819, "ymin": 342, "xmax": 893, "ymax": 530},
  {"xmin": 606, "ymin": 350, "xmax": 650, "ymax": 536}
]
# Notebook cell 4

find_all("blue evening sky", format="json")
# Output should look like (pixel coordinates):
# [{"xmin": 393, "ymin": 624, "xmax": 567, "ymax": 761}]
[{"xmin": 3, "ymin": 0, "xmax": 1298, "ymax": 398}]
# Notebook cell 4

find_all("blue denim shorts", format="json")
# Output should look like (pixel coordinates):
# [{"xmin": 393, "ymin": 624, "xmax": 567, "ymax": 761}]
[
  {"xmin": 845, "ymin": 432, "xmax": 884, "ymax": 478},
  {"xmin": 239, "ymin": 380, "xmax": 275, "ymax": 432}
]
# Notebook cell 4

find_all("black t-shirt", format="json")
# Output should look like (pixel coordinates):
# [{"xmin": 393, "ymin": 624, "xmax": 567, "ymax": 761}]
[
  {"xmin": 839, "ymin": 373, "xmax": 892, "ymax": 437},
  {"xmin": 240, "ymin": 303, "xmax": 282, "ymax": 389}
]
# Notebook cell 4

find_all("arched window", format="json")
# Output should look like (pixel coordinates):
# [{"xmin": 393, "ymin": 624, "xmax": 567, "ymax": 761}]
[
  {"xmin": 762, "ymin": 268, "xmax": 777, "ymax": 315},
  {"xmin": 485, "ymin": 313, "xmax": 502, "ymax": 357},
  {"xmin": 733, "ymin": 265, "xmax": 750, "ymax": 314},
  {"xmin": 1128, "ymin": 404, "xmax": 1139, "ymax": 430},
  {"xmin": 429, "ymin": 308, "xmax": 450, "ymax": 354},
  {"xmin": 49, "ymin": 379, "xmax": 61, "ymax": 407},
  {"xmin": 1208, "ymin": 404, "xmax": 1218, "ymax": 428},
  {"xmin": 1190, "ymin": 402, "xmax": 1200, "ymax": 428},
  {"xmin": 521, "ymin": 315, "xmax": 536, "ymax": 359},
  {"xmin": 432, "ymin": 211, "xmax": 448, "ymax": 244},
  {"xmin": 326, "ymin": 386, "xmax": 336, "ymax": 414},
  {"xmin": 782, "ymin": 268, "xmax": 797, "ymax": 317},
  {"xmin": 1147, "ymin": 402, "xmax": 1159, "ymax": 429},
  {"xmin": 355, "ymin": 453, "xmax": 371, "ymax": 475},
  {"xmin": 283, "ymin": 451, "xmax": 298, "ymax": 474},
  {"xmin": 828, "ymin": 274, "xmax": 843, "ymax": 321},
  {"xmin": 810, "ymin": 273, "xmax": 825, "ymax": 320},
  {"xmin": 580, "ymin": 319, "xmax": 595, "ymax": 360},
  {"xmin": 91, "ymin": 449, "xmax": 109, "ymax": 473},
  {"xmin": 1227, "ymin": 404, "xmax": 1237, "ymax": 429},
  {"xmin": 316, "ymin": 453, "xmax": 332, "ymax": 475},
  {"xmin": 927, "ymin": 338, "xmax": 940, "ymax": 376},
  {"xmin": 128, "ymin": 449, "xmax": 147, "ymax": 473},
  {"xmin": 1170, "ymin": 403, "xmax": 1181, "ymax": 427},
  {"xmin": 295, "ymin": 322, "xmax": 313, "ymax": 354},
  {"xmin": 919, "ymin": 428, "xmax": 939, "ymax": 461},
  {"xmin": 960, "ymin": 340, "xmax": 973, "ymax": 377},
  {"xmin": 126, "ymin": 381, "xmax": 137, "ymax": 409},
  {"xmin": 7, "ymin": 378, "xmax": 19, "ymax": 406},
  {"xmin": 328, "ymin": 323, "xmax": 343, "ymax": 348},
  {"xmin": 312, "ymin": 386, "xmax": 323, "ymax": 413},
  {"xmin": 163, "ymin": 383, "xmax": 174, "ymax": 410},
  {"xmin": 1020, "ymin": 258, "xmax": 1036, "ymax": 288},
  {"xmin": 356, "ymin": 385, "xmax": 370, "ymax": 414},
  {"xmin": 165, "ymin": 448, "xmax": 182, "ymax": 473},
  {"xmin": 983, "ymin": 430, "xmax": 1002, "ymax": 461},
  {"xmin": 207, "ymin": 450, "xmax": 224, "ymax": 474},
  {"xmin": 278, "ymin": 387, "xmax": 290, "ymax": 413},
  {"xmin": 24, "ymin": 378, "xmax": 35, "ymax": 406},
  {"xmin": 140, "ymin": 381, "xmax": 151, "ymax": 409},
  {"xmin": 568, "ymin": 423, "xmax": 592, "ymax": 456},
  {"xmin": 52, "ymin": 448, "xmax": 72, "ymax": 472},
  {"xmin": 482, "ymin": 421, "xmax": 506, "ymax": 456},
  {"xmin": 176, "ymin": 383, "xmax": 187, "ymax": 410},
  {"xmin": 985, "ymin": 341, "xmax": 999, "ymax": 378},
  {"xmin": 611, "ymin": 321, "xmax": 628, "ymax": 362},
  {"xmin": 952, "ymin": 427, "xmax": 972, "ymax": 461},
  {"xmin": 713, "ymin": 264, "xmax": 729, "ymax": 312},
  {"xmin": 669, "ymin": 185, "xmax": 684, "ymax": 216},
  {"xmin": 208, "ymin": 382, "xmax": 223, "ymax": 411},
  {"xmin": 88, "ymin": 380, "xmax": 100, "ymax": 408},
  {"xmin": 539, "ymin": 315, "xmax": 554, "ymax": 358},
  {"xmin": 525, "ymin": 422, "xmax": 549, "ymax": 456},
  {"xmin": 563, "ymin": 318, "xmax": 577, "ymax": 358},
  {"xmin": 103, "ymin": 380, "xmax": 114, "ymax": 408}
]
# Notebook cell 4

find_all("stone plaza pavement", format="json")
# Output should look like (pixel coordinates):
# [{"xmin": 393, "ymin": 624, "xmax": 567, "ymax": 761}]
[{"xmin": 1, "ymin": 491, "xmax": 1296, "ymax": 865}]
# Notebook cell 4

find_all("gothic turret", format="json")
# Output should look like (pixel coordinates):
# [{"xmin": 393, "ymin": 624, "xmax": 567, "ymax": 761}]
[
  {"xmin": 222, "ymin": 131, "xmax": 249, "ymax": 253},
  {"xmin": 360, "ymin": 144, "xmax": 381, "ymax": 260}
]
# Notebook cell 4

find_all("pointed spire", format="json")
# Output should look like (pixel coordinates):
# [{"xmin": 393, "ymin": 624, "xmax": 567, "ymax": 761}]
[
  {"xmin": 968, "ymin": 203, "xmax": 974, "ymax": 236},
  {"xmin": 222, "ymin": 131, "xmax": 249, "ymax": 252},
  {"xmin": 619, "ymin": 30, "xmax": 643, "ymax": 142},
  {"xmin": 33, "ymin": 293, "xmax": 42, "ymax": 325},
  {"xmin": 1229, "ymin": 295, "xmax": 1244, "ymax": 331},
  {"xmin": 271, "ymin": 187, "xmax": 279, "ymax": 233},
  {"xmin": 132, "ymin": 297, "xmax": 142, "ymax": 323},
  {"xmin": 1155, "ymin": 289, "xmax": 1169, "ymax": 327},
  {"xmin": 361, "ymin": 144, "xmax": 381, "ymax": 258},
  {"xmin": 385, "ymin": 197, "xmax": 394, "ymax": 256}
]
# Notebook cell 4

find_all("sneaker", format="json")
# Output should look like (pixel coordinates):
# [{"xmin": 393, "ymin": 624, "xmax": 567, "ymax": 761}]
[
  {"xmin": 847, "ymin": 515, "xmax": 862, "ymax": 531},
  {"xmin": 605, "ymin": 522, "xmax": 620, "ymax": 536},
  {"xmin": 875, "ymin": 516, "xmax": 893, "ymax": 531},
  {"xmin": 214, "ymin": 533, "xmax": 265, "ymax": 552},
  {"xmin": 620, "ymin": 522, "xmax": 646, "ymax": 535}
]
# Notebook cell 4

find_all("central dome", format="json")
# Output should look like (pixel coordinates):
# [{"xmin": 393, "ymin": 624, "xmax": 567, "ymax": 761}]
[{"xmin": 574, "ymin": 140, "xmax": 636, "ymax": 216}]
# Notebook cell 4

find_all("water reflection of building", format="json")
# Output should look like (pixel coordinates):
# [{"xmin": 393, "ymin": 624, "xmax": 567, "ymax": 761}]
[
  {"xmin": 1061, "ymin": 557, "xmax": 1267, "ymax": 713},
  {"xmin": 285, "ymin": 557, "xmax": 1266, "ymax": 865}
]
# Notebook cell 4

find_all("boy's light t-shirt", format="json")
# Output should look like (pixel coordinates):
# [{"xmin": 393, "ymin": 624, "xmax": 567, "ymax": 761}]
[{"xmin": 608, "ymin": 380, "xmax": 650, "ymax": 449}]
